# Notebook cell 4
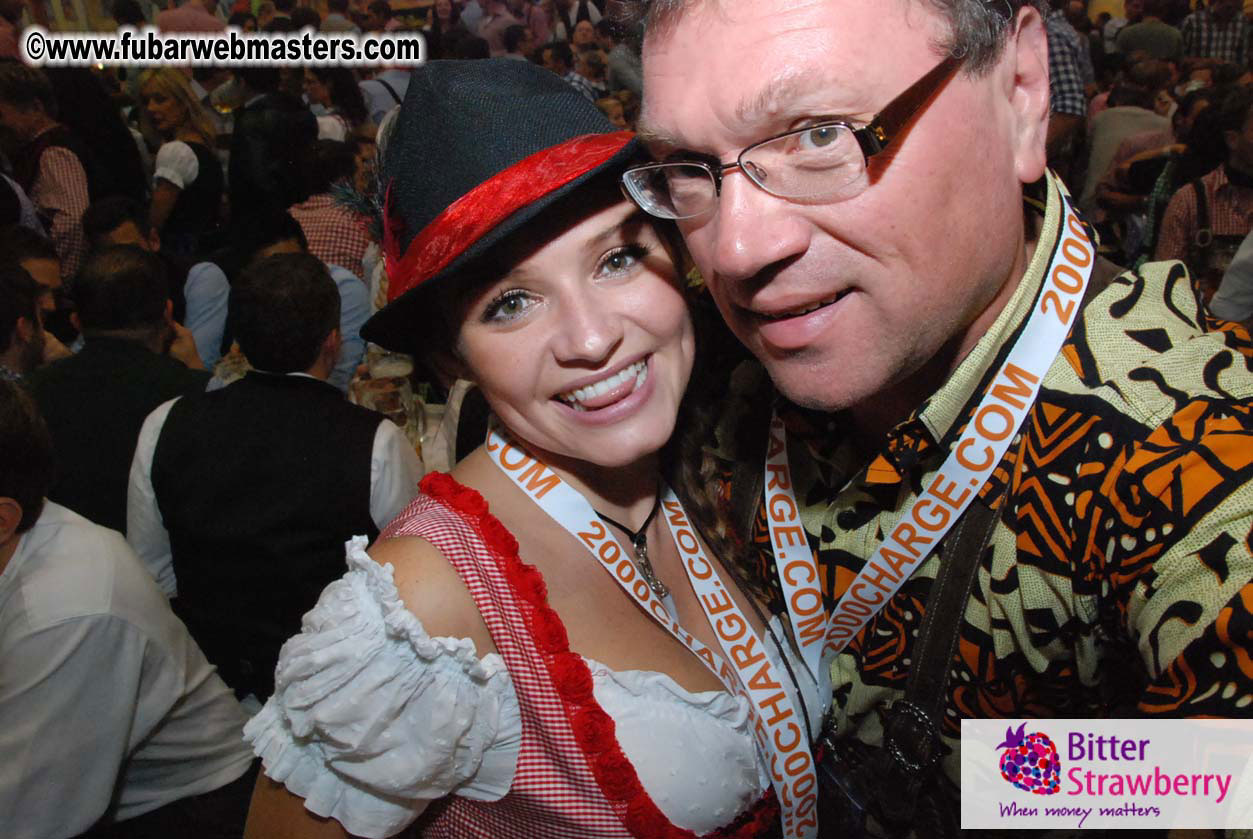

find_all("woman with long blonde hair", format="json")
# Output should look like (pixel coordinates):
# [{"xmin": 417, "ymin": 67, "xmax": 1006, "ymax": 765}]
[{"xmin": 138, "ymin": 68, "xmax": 224, "ymax": 258}]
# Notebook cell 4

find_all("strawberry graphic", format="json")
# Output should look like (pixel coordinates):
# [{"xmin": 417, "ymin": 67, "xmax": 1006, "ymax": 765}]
[{"xmin": 997, "ymin": 723, "xmax": 1061, "ymax": 795}]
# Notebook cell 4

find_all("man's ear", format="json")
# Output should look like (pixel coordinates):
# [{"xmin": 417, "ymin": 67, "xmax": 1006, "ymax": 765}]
[
  {"xmin": 164, "ymin": 298, "xmax": 175, "ymax": 324},
  {"xmin": 323, "ymin": 327, "xmax": 342, "ymax": 363},
  {"xmin": 0, "ymin": 497, "xmax": 24, "ymax": 545},
  {"xmin": 13, "ymin": 315, "xmax": 36, "ymax": 347},
  {"xmin": 1003, "ymin": 4, "xmax": 1051, "ymax": 184},
  {"xmin": 148, "ymin": 226, "xmax": 162, "ymax": 253}
]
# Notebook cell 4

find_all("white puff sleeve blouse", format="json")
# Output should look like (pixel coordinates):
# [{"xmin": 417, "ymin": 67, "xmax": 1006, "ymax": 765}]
[
  {"xmin": 246, "ymin": 538, "xmax": 826, "ymax": 838},
  {"xmin": 152, "ymin": 140, "xmax": 200, "ymax": 190}
]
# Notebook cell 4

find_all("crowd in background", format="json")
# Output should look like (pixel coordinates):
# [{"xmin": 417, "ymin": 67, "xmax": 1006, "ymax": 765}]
[{"xmin": 1045, "ymin": 0, "xmax": 1253, "ymax": 321}]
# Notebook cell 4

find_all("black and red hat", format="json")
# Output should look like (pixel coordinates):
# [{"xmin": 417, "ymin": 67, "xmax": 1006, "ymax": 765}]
[{"xmin": 360, "ymin": 59, "xmax": 638, "ymax": 354}]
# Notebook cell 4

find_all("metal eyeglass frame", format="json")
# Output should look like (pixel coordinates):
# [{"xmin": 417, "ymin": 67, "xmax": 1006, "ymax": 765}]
[{"xmin": 622, "ymin": 53, "xmax": 965, "ymax": 219}]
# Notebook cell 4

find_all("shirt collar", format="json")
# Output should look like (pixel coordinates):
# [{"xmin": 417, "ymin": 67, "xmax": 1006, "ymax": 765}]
[
  {"xmin": 788, "ymin": 171, "xmax": 1072, "ymax": 488},
  {"xmin": 916, "ymin": 172, "xmax": 1069, "ymax": 447}
]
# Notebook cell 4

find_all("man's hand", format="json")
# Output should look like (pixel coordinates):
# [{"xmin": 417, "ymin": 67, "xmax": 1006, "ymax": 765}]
[{"xmin": 168, "ymin": 321, "xmax": 205, "ymax": 371}]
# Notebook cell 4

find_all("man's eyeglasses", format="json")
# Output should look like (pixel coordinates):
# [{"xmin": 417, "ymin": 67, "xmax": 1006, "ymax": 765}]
[{"xmin": 621, "ymin": 54, "xmax": 964, "ymax": 220}]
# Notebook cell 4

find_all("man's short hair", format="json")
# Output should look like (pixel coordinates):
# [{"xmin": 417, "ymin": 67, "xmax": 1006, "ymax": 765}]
[
  {"xmin": 290, "ymin": 6, "xmax": 320, "ymax": 28},
  {"xmin": 1107, "ymin": 82, "xmax": 1154, "ymax": 109},
  {"xmin": 625, "ymin": 0, "xmax": 1047, "ymax": 74},
  {"xmin": 0, "ymin": 64, "xmax": 56, "ymax": 113},
  {"xmin": 1219, "ymin": 84, "xmax": 1253, "ymax": 136},
  {"xmin": 0, "ymin": 379, "xmax": 54, "ymax": 533},
  {"xmin": 239, "ymin": 210, "xmax": 308, "ymax": 261},
  {"xmin": 273, "ymin": 0, "xmax": 295, "ymax": 12},
  {"xmin": 308, "ymin": 140, "xmax": 357, "ymax": 195},
  {"xmin": 595, "ymin": 18, "xmax": 619, "ymax": 39},
  {"xmin": 231, "ymin": 253, "xmax": 340, "ymax": 373},
  {"xmin": 546, "ymin": 41, "xmax": 574, "ymax": 71},
  {"xmin": 1213, "ymin": 62, "xmax": 1246, "ymax": 88},
  {"xmin": 112, "ymin": 0, "xmax": 145, "ymax": 26},
  {"xmin": 367, "ymin": 0, "xmax": 391, "ymax": 20},
  {"xmin": 1126, "ymin": 57, "xmax": 1174, "ymax": 91},
  {"xmin": 72, "ymin": 245, "xmax": 169, "ymax": 333},
  {"xmin": 503, "ymin": 23, "xmax": 528, "ymax": 53},
  {"xmin": 0, "ymin": 265, "xmax": 41, "ymax": 353},
  {"xmin": 0, "ymin": 225, "xmax": 58, "ymax": 267},
  {"xmin": 327, "ymin": 0, "xmax": 349, "ymax": 12},
  {"xmin": 82, "ymin": 196, "xmax": 150, "ymax": 249},
  {"xmin": 236, "ymin": 67, "xmax": 282, "ymax": 93}
]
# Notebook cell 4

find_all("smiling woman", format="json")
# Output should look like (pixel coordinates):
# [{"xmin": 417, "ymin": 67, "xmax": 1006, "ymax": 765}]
[{"xmin": 240, "ymin": 59, "xmax": 826, "ymax": 839}]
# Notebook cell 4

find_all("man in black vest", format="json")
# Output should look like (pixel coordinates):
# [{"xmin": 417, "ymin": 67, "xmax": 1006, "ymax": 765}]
[
  {"xmin": 126, "ymin": 253, "xmax": 421, "ymax": 701},
  {"xmin": 26, "ymin": 245, "xmax": 209, "ymax": 533}
]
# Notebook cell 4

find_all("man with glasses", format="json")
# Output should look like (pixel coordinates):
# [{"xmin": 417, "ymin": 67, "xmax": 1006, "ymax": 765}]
[{"xmin": 622, "ymin": 0, "xmax": 1253, "ymax": 832}]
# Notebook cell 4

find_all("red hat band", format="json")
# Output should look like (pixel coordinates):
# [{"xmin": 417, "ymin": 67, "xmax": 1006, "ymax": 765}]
[{"xmin": 383, "ymin": 131, "xmax": 635, "ymax": 303}]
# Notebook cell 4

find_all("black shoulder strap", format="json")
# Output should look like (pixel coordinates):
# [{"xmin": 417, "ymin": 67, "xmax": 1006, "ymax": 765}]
[
  {"xmin": 376, "ymin": 77, "xmax": 403, "ymax": 105},
  {"xmin": 869, "ymin": 499, "xmax": 999, "ymax": 833}
]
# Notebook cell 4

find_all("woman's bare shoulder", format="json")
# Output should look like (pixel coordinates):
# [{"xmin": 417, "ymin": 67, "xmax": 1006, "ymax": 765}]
[{"xmin": 369, "ymin": 535, "xmax": 498, "ymax": 657}]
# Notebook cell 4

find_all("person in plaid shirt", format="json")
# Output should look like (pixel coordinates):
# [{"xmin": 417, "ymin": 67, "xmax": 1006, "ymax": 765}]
[
  {"xmin": 1182, "ymin": 0, "xmax": 1250, "ymax": 64},
  {"xmin": 289, "ymin": 140, "xmax": 373, "ymax": 281},
  {"xmin": 1045, "ymin": 1, "xmax": 1088, "ymax": 180},
  {"xmin": 1154, "ymin": 85, "xmax": 1253, "ymax": 298},
  {"xmin": 0, "ymin": 65, "xmax": 89, "ymax": 281}
]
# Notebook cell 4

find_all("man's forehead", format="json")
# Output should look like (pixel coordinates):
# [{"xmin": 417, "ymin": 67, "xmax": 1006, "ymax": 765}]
[
  {"xmin": 638, "ymin": 0, "xmax": 944, "ymax": 155},
  {"xmin": 637, "ymin": 69, "xmax": 850, "ymax": 152}
]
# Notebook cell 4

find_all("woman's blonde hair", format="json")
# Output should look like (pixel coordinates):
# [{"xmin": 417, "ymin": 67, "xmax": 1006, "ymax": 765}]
[{"xmin": 138, "ymin": 68, "xmax": 217, "ymax": 146}]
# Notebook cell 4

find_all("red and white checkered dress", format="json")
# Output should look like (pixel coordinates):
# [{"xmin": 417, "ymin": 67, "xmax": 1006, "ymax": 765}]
[{"xmin": 385, "ymin": 473, "xmax": 779, "ymax": 839}]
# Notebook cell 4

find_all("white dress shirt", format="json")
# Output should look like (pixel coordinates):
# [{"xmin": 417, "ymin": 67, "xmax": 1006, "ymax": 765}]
[{"xmin": 0, "ymin": 503, "xmax": 255, "ymax": 838}]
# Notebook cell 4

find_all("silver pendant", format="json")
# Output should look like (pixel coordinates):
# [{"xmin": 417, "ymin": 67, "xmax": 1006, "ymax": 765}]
[{"xmin": 633, "ymin": 535, "xmax": 670, "ymax": 599}]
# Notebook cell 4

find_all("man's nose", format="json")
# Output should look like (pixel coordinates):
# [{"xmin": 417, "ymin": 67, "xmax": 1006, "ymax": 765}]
[{"xmin": 706, "ymin": 171, "xmax": 811, "ymax": 287}]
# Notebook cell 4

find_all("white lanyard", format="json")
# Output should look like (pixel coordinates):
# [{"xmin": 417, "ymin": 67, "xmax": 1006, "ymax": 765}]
[
  {"xmin": 486, "ymin": 425, "xmax": 819, "ymax": 839},
  {"xmin": 766, "ymin": 189, "xmax": 1096, "ymax": 667}
]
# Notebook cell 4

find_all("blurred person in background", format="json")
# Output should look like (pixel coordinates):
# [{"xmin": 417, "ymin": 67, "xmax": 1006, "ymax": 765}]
[{"xmin": 138, "ymin": 69, "xmax": 225, "ymax": 260}]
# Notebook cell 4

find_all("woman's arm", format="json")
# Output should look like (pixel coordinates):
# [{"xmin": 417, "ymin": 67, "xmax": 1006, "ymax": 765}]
[
  {"xmin": 244, "ymin": 775, "xmax": 355, "ymax": 839},
  {"xmin": 149, "ymin": 180, "xmax": 181, "ymax": 232},
  {"xmin": 242, "ymin": 536, "xmax": 499, "ymax": 838},
  {"xmin": 150, "ymin": 140, "xmax": 200, "ymax": 231}
]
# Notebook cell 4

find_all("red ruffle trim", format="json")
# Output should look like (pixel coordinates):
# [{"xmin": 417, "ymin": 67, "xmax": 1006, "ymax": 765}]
[{"xmin": 418, "ymin": 472, "xmax": 780, "ymax": 839}]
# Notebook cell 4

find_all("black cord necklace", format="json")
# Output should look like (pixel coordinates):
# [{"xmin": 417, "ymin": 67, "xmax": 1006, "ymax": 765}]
[{"xmin": 596, "ymin": 491, "xmax": 669, "ymax": 601}]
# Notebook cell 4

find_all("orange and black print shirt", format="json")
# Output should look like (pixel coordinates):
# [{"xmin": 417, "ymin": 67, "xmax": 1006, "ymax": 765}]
[{"xmin": 708, "ymin": 173, "xmax": 1253, "ymax": 788}]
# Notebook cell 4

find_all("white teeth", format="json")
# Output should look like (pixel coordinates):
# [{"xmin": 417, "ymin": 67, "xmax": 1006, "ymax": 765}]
[
  {"xmin": 558, "ymin": 360, "xmax": 648, "ymax": 408},
  {"xmin": 762, "ymin": 293, "xmax": 843, "ymax": 321}
]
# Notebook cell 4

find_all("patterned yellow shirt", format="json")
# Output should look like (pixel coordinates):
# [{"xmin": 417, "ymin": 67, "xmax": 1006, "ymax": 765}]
[{"xmin": 700, "ymin": 173, "xmax": 1253, "ymax": 789}]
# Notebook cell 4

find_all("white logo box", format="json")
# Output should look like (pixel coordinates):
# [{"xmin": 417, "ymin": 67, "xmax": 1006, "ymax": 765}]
[{"xmin": 961, "ymin": 719, "xmax": 1253, "ymax": 830}]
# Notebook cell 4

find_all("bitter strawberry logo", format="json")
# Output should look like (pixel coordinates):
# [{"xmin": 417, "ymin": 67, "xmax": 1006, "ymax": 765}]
[{"xmin": 997, "ymin": 723, "xmax": 1061, "ymax": 795}]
